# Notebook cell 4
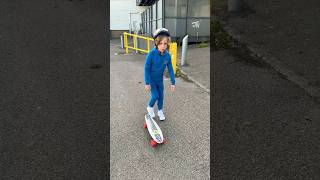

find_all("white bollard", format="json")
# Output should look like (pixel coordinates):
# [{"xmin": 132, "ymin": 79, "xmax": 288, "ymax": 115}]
[
  {"xmin": 120, "ymin": 35, "xmax": 124, "ymax": 49},
  {"xmin": 181, "ymin": 35, "xmax": 188, "ymax": 66}
]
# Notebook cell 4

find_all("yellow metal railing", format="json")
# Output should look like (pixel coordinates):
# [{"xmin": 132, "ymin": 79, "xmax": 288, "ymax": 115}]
[
  {"xmin": 123, "ymin": 32, "xmax": 177, "ymax": 74},
  {"xmin": 168, "ymin": 42, "xmax": 177, "ymax": 74},
  {"xmin": 123, "ymin": 32, "xmax": 153, "ymax": 54}
]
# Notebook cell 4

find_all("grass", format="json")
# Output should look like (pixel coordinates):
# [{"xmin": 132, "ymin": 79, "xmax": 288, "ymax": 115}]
[{"xmin": 197, "ymin": 42, "xmax": 209, "ymax": 48}]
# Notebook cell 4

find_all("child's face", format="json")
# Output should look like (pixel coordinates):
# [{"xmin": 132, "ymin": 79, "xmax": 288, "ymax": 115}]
[{"xmin": 157, "ymin": 38, "xmax": 168, "ymax": 53}]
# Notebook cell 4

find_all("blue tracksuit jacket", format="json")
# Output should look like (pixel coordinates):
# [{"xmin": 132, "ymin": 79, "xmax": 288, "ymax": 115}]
[{"xmin": 144, "ymin": 47, "xmax": 175, "ymax": 85}]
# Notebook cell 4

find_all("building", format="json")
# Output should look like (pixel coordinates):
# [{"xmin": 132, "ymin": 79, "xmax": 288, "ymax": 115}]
[
  {"xmin": 110, "ymin": 0, "xmax": 210, "ymax": 43},
  {"xmin": 137, "ymin": 0, "xmax": 210, "ymax": 43},
  {"xmin": 110, "ymin": 0, "xmax": 147, "ymax": 38}
]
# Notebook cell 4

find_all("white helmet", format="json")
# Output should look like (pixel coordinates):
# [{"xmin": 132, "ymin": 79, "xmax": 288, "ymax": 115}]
[{"xmin": 152, "ymin": 28, "xmax": 170, "ymax": 40}]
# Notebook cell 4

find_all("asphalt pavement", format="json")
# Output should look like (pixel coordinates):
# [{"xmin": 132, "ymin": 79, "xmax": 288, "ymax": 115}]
[
  {"xmin": 1, "ymin": 1, "xmax": 108, "ymax": 179},
  {"xmin": 212, "ymin": 48, "xmax": 320, "ymax": 179},
  {"xmin": 110, "ymin": 41, "xmax": 210, "ymax": 180},
  {"xmin": 214, "ymin": 0, "xmax": 320, "ymax": 98}
]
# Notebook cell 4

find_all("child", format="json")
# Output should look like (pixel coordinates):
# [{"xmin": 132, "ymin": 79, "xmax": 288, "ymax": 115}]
[{"xmin": 144, "ymin": 28, "xmax": 176, "ymax": 121}]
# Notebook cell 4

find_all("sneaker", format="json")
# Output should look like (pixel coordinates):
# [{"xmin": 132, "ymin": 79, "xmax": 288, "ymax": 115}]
[
  {"xmin": 147, "ymin": 106, "xmax": 155, "ymax": 118},
  {"xmin": 157, "ymin": 110, "xmax": 165, "ymax": 121}
]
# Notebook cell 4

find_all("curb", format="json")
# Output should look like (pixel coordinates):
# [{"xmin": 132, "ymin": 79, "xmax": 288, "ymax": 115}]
[
  {"xmin": 179, "ymin": 69, "xmax": 210, "ymax": 94},
  {"xmin": 213, "ymin": 15, "xmax": 320, "ymax": 100}
]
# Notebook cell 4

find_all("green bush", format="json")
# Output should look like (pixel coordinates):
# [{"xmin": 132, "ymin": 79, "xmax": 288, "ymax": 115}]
[
  {"xmin": 211, "ymin": 20, "xmax": 232, "ymax": 49},
  {"xmin": 212, "ymin": 20, "xmax": 222, "ymax": 33}
]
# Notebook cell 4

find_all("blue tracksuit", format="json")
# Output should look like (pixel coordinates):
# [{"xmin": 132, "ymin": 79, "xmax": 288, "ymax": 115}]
[{"xmin": 144, "ymin": 47, "xmax": 175, "ymax": 110}]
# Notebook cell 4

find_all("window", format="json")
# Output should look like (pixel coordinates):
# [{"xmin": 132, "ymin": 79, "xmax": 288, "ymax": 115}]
[
  {"xmin": 177, "ymin": 0, "xmax": 187, "ymax": 17},
  {"xmin": 164, "ymin": 0, "xmax": 187, "ymax": 17},
  {"xmin": 157, "ymin": 19, "xmax": 162, "ymax": 28},
  {"xmin": 149, "ymin": 7, "xmax": 152, "ymax": 33},
  {"xmin": 146, "ymin": 9, "xmax": 149, "ymax": 33},
  {"xmin": 153, "ymin": 3, "xmax": 157, "ymax": 20},
  {"xmin": 164, "ymin": 0, "xmax": 176, "ymax": 17},
  {"xmin": 152, "ymin": 20, "xmax": 156, "ymax": 32},
  {"xmin": 188, "ymin": 0, "xmax": 210, "ymax": 17},
  {"xmin": 164, "ymin": 18, "xmax": 177, "ymax": 37},
  {"xmin": 158, "ymin": 0, "xmax": 163, "ymax": 19}
]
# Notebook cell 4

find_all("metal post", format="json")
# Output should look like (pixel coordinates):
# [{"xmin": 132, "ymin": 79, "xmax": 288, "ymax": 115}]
[
  {"xmin": 175, "ymin": 0, "xmax": 178, "ymax": 17},
  {"xmin": 133, "ymin": 35, "xmax": 136, "ymax": 53},
  {"xmin": 196, "ymin": 31, "xmax": 198, "ymax": 45},
  {"xmin": 129, "ymin": 12, "xmax": 140, "ymax": 34},
  {"xmin": 192, "ymin": 20, "xmax": 200, "ymax": 45},
  {"xmin": 228, "ymin": 0, "xmax": 242, "ymax": 12},
  {"xmin": 181, "ymin": 35, "xmax": 188, "ymax": 66},
  {"xmin": 175, "ymin": 0, "xmax": 178, "ymax": 41},
  {"xmin": 129, "ymin": 13, "xmax": 132, "ymax": 34},
  {"xmin": 120, "ymin": 35, "xmax": 124, "ymax": 49},
  {"xmin": 135, "ymin": 36, "xmax": 138, "ymax": 53},
  {"xmin": 124, "ymin": 33, "xmax": 128, "ymax": 54}
]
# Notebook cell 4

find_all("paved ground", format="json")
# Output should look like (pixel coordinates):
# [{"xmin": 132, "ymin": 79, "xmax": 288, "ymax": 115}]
[
  {"xmin": 110, "ymin": 41, "xmax": 210, "ymax": 180},
  {"xmin": 177, "ymin": 45, "xmax": 210, "ymax": 92},
  {"xmin": 212, "ymin": 48, "xmax": 320, "ymax": 179},
  {"xmin": 214, "ymin": 0, "xmax": 320, "ymax": 98},
  {"xmin": 212, "ymin": 4, "xmax": 320, "ymax": 177},
  {"xmin": 1, "ymin": 1, "xmax": 108, "ymax": 179}
]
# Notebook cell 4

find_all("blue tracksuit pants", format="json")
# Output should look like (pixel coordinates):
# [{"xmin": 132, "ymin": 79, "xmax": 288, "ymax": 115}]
[{"xmin": 148, "ymin": 82, "xmax": 164, "ymax": 110}]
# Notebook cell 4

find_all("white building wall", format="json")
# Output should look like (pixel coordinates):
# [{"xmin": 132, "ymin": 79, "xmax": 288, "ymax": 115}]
[{"xmin": 110, "ymin": 0, "xmax": 148, "ymax": 31}]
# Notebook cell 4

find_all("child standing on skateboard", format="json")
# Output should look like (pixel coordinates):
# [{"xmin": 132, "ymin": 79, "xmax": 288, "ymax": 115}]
[{"xmin": 144, "ymin": 28, "xmax": 176, "ymax": 121}]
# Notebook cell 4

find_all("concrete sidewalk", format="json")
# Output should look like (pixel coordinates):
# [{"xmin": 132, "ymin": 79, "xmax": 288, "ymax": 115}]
[
  {"xmin": 214, "ymin": 0, "xmax": 320, "ymax": 99},
  {"xmin": 177, "ymin": 44, "xmax": 210, "ymax": 93}
]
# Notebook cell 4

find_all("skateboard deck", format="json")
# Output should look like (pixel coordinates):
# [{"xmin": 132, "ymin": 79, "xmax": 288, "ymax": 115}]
[{"xmin": 144, "ymin": 114, "xmax": 165, "ymax": 147}]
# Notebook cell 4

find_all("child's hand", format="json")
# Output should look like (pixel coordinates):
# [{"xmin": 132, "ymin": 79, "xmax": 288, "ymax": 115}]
[
  {"xmin": 170, "ymin": 85, "xmax": 176, "ymax": 92},
  {"xmin": 145, "ymin": 85, "xmax": 151, "ymax": 91}
]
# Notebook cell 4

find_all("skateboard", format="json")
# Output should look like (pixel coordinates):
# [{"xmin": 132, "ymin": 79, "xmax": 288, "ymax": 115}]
[{"xmin": 144, "ymin": 114, "xmax": 166, "ymax": 147}]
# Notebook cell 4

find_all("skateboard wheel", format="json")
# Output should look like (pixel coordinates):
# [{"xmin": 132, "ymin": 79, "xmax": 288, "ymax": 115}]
[
  {"xmin": 150, "ymin": 139, "xmax": 157, "ymax": 147},
  {"xmin": 143, "ymin": 122, "xmax": 147, "ymax": 129},
  {"xmin": 162, "ymin": 138, "xmax": 167, "ymax": 144}
]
